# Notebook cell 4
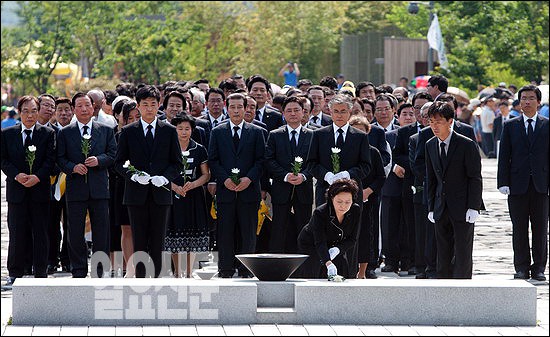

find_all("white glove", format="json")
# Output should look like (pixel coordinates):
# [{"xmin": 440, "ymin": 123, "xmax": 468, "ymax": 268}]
[
  {"xmin": 131, "ymin": 173, "xmax": 151, "ymax": 185},
  {"xmin": 324, "ymin": 172, "xmax": 335, "ymax": 185},
  {"xmin": 327, "ymin": 263, "xmax": 337, "ymax": 277},
  {"xmin": 151, "ymin": 175, "xmax": 169, "ymax": 187},
  {"xmin": 328, "ymin": 247, "xmax": 340, "ymax": 260},
  {"xmin": 334, "ymin": 171, "xmax": 351, "ymax": 181},
  {"xmin": 428, "ymin": 211, "xmax": 435, "ymax": 223},
  {"xmin": 465, "ymin": 209, "xmax": 480, "ymax": 223},
  {"xmin": 498, "ymin": 186, "xmax": 510, "ymax": 195}
]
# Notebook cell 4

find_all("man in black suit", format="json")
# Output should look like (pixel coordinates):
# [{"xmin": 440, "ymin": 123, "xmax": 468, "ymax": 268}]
[
  {"xmin": 1, "ymin": 96, "xmax": 56, "ymax": 286},
  {"xmin": 306, "ymin": 94, "xmax": 372, "ymax": 208},
  {"xmin": 208, "ymin": 93, "xmax": 266, "ymax": 278},
  {"xmin": 413, "ymin": 99, "xmax": 476, "ymax": 278},
  {"xmin": 265, "ymin": 96, "xmax": 314, "ymax": 253},
  {"xmin": 425, "ymin": 102, "xmax": 482, "ymax": 279},
  {"xmin": 248, "ymin": 75, "xmax": 284, "ymax": 132},
  {"xmin": 492, "ymin": 101, "xmax": 511, "ymax": 157},
  {"xmin": 307, "ymin": 85, "xmax": 332, "ymax": 127},
  {"xmin": 497, "ymin": 85, "xmax": 548, "ymax": 281},
  {"xmin": 57, "ymin": 92, "xmax": 117, "ymax": 278},
  {"xmin": 115, "ymin": 85, "xmax": 182, "ymax": 278}
]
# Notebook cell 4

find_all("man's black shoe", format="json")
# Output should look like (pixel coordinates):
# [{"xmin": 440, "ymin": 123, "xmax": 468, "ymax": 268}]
[
  {"xmin": 408, "ymin": 267, "xmax": 417, "ymax": 275},
  {"xmin": 514, "ymin": 271, "xmax": 530, "ymax": 279},
  {"xmin": 381, "ymin": 264, "xmax": 398, "ymax": 273},
  {"xmin": 238, "ymin": 269, "xmax": 254, "ymax": 278},
  {"xmin": 366, "ymin": 270, "xmax": 377, "ymax": 279},
  {"xmin": 4, "ymin": 277, "xmax": 16, "ymax": 287},
  {"xmin": 426, "ymin": 271, "xmax": 437, "ymax": 279},
  {"xmin": 60, "ymin": 265, "xmax": 70, "ymax": 273},
  {"xmin": 415, "ymin": 272, "xmax": 427, "ymax": 279},
  {"xmin": 531, "ymin": 272, "xmax": 546, "ymax": 281}
]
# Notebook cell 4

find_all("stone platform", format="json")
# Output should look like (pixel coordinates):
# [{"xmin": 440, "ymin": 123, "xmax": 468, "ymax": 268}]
[{"xmin": 12, "ymin": 278, "xmax": 537, "ymax": 326}]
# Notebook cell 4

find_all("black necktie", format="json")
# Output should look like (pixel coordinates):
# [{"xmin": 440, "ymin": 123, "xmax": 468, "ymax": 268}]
[
  {"xmin": 527, "ymin": 119, "xmax": 534, "ymax": 144},
  {"xmin": 24, "ymin": 129, "xmax": 32, "ymax": 148},
  {"xmin": 312, "ymin": 116, "xmax": 319, "ymax": 125},
  {"xmin": 290, "ymin": 130, "xmax": 298, "ymax": 154},
  {"xmin": 82, "ymin": 125, "xmax": 89, "ymax": 136},
  {"xmin": 336, "ymin": 128, "xmax": 344, "ymax": 148},
  {"xmin": 233, "ymin": 126, "xmax": 240, "ymax": 150},
  {"xmin": 255, "ymin": 110, "xmax": 262, "ymax": 122},
  {"xmin": 440, "ymin": 142, "xmax": 447, "ymax": 166},
  {"xmin": 145, "ymin": 124, "xmax": 154, "ymax": 149},
  {"xmin": 213, "ymin": 119, "xmax": 219, "ymax": 128}
]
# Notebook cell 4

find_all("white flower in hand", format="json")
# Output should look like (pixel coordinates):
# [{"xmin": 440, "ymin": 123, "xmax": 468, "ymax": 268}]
[
  {"xmin": 294, "ymin": 156, "xmax": 303, "ymax": 163},
  {"xmin": 83, "ymin": 134, "xmax": 91, "ymax": 140},
  {"xmin": 231, "ymin": 168, "xmax": 240, "ymax": 175},
  {"xmin": 123, "ymin": 160, "xmax": 130, "ymax": 169},
  {"xmin": 182, "ymin": 151, "xmax": 190, "ymax": 157},
  {"xmin": 28, "ymin": 145, "xmax": 37, "ymax": 152},
  {"xmin": 331, "ymin": 147, "xmax": 341, "ymax": 154}
]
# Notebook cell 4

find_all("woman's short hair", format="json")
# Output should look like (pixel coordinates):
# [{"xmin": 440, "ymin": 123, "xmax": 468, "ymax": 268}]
[
  {"xmin": 170, "ymin": 113, "xmax": 196, "ymax": 129},
  {"xmin": 326, "ymin": 178, "xmax": 359, "ymax": 201}
]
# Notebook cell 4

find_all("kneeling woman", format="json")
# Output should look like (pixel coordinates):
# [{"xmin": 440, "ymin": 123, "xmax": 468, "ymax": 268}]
[{"xmin": 296, "ymin": 179, "xmax": 361, "ymax": 278}]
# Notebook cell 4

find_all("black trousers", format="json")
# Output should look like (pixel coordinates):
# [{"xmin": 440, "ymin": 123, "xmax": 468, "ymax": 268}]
[
  {"xmin": 48, "ymin": 196, "xmax": 69, "ymax": 267},
  {"xmin": 66, "ymin": 199, "xmax": 110, "ymax": 277},
  {"xmin": 7, "ymin": 198, "xmax": 49, "ymax": 278},
  {"xmin": 413, "ymin": 201, "xmax": 428, "ymax": 272},
  {"xmin": 508, "ymin": 179, "xmax": 549, "ymax": 274},
  {"xmin": 217, "ymin": 199, "xmax": 258, "ymax": 274},
  {"xmin": 358, "ymin": 196, "xmax": 380, "ymax": 268},
  {"xmin": 127, "ymin": 193, "xmax": 170, "ymax": 278},
  {"xmin": 380, "ymin": 195, "xmax": 403, "ymax": 267},
  {"xmin": 434, "ymin": 208, "xmax": 474, "ymax": 279},
  {"xmin": 401, "ymin": 194, "xmax": 415, "ymax": 269},
  {"xmin": 269, "ymin": 198, "xmax": 312, "ymax": 254}
]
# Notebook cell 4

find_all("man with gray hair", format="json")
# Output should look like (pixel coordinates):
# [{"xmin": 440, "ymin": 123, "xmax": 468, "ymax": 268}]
[
  {"xmin": 306, "ymin": 94, "xmax": 372, "ymax": 207},
  {"xmin": 72, "ymin": 89, "xmax": 118, "ymax": 129},
  {"xmin": 189, "ymin": 87, "xmax": 206, "ymax": 118}
]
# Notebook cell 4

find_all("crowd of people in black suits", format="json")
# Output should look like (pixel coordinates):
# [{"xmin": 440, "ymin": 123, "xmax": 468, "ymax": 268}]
[{"xmin": 1, "ymin": 73, "xmax": 547, "ymax": 285}]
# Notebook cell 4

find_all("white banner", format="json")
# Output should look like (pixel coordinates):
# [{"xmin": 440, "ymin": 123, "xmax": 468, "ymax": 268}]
[{"xmin": 427, "ymin": 14, "xmax": 448, "ymax": 70}]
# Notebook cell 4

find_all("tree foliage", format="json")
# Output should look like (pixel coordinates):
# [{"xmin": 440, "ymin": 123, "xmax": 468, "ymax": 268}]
[{"xmin": 1, "ymin": 1, "xmax": 548, "ymax": 98}]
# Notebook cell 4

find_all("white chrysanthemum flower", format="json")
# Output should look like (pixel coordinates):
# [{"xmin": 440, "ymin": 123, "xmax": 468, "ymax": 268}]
[
  {"xmin": 294, "ymin": 156, "xmax": 303, "ymax": 163},
  {"xmin": 411, "ymin": 186, "xmax": 417, "ymax": 194},
  {"xmin": 182, "ymin": 151, "xmax": 190, "ymax": 157},
  {"xmin": 28, "ymin": 145, "xmax": 37, "ymax": 152},
  {"xmin": 123, "ymin": 160, "xmax": 130, "ymax": 169},
  {"xmin": 331, "ymin": 147, "xmax": 341, "ymax": 154},
  {"xmin": 231, "ymin": 168, "xmax": 240, "ymax": 174},
  {"xmin": 83, "ymin": 134, "xmax": 91, "ymax": 140}
]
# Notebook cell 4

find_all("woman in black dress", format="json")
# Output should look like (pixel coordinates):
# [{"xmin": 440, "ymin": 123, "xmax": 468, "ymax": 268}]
[
  {"xmin": 297, "ymin": 179, "xmax": 361, "ymax": 279},
  {"xmin": 165, "ymin": 114, "xmax": 211, "ymax": 277}
]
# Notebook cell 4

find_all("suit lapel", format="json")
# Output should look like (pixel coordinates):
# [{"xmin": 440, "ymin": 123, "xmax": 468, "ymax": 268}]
[
  {"xmin": 297, "ymin": 127, "xmax": 310, "ymax": 155},
  {"xmin": 237, "ymin": 122, "xmax": 249, "ymax": 154},
  {"xmin": 431, "ymin": 139, "xmax": 443, "ymax": 173},
  {"xmin": 133, "ymin": 122, "xmax": 149, "ymax": 157},
  {"xmin": 90, "ymin": 121, "xmax": 99, "ymax": 154},
  {"xmin": 15, "ymin": 124, "xmax": 24, "ymax": 153},
  {"xmin": 283, "ymin": 127, "xmax": 293, "ymax": 157},
  {"xmin": 531, "ymin": 115, "xmax": 545, "ymax": 146},
  {"xmin": 443, "ymin": 132, "xmax": 458, "ymax": 173}
]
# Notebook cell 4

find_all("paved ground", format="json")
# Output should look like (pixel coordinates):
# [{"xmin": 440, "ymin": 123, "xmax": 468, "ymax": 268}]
[{"xmin": 1, "ymin": 159, "xmax": 548, "ymax": 336}]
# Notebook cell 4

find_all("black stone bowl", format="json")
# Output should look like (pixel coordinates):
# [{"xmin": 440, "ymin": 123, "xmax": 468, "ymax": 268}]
[{"xmin": 236, "ymin": 254, "xmax": 309, "ymax": 281}]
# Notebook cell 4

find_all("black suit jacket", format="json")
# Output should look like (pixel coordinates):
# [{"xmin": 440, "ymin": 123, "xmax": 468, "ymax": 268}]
[
  {"xmin": 426, "ymin": 131, "xmax": 483, "ymax": 222},
  {"xmin": 408, "ymin": 133, "xmax": 423, "ymax": 204},
  {"xmin": 114, "ymin": 119, "xmax": 183, "ymax": 205},
  {"xmin": 265, "ymin": 126, "xmax": 314, "ymax": 204},
  {"xmin": 1, "ymin": 124, "xmax": 56, "ymax": 203},
  {"xmin": 57, "ymin": 121, "xmax": 117, "ymax": 202},
  {"xmin": 413, "ymin": 120, "xmax": 477, "ymax": 186},
  {"xmin": 363, "ymin": 145, "xmax": 386, "ymax": 197},
  {"xmin": 306, "ymin": 125, "xmax": 371, "ymax": 205},
  {"xmin": 368, "ymin": 124, "xmax": 391, "ymax": 167},
  {"xmin": 381, "ymin": 128, "xmax": 402, "ymax": 197},
  {"xmin": 208, "ymin": 121, "xmax": 266, "ymax": 203},
  {"xmin": 310, "ymin": 112, "xmax": 332, "ymax": 127},
  {"xmin": 497, "ymin": 115, "xmax": 549, "ymax": 195},
  {"xmin": 257, "ymin": 106, "xmax": 284, "ymax": 132}
]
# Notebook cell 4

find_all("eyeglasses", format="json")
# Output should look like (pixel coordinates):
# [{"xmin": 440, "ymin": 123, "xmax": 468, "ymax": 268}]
[{"xmin": 208, "ymin": 99, "xmax": 223, "ymax": 103}]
